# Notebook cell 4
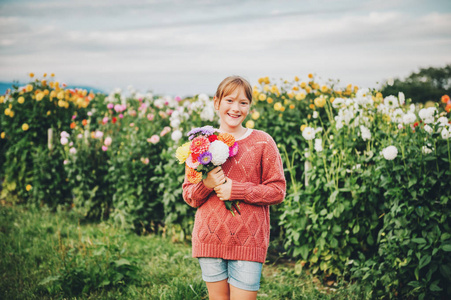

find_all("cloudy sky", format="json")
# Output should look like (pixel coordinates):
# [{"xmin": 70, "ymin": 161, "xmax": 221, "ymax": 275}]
[{"xmin": 1, "ymin": 0, "xmax": 450, "ymax": 96}]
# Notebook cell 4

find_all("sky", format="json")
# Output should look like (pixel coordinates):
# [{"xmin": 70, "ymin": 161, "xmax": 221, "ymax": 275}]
[{"xmin": 1, "ymin": 0, "xmax": 450, "ymax": 97}]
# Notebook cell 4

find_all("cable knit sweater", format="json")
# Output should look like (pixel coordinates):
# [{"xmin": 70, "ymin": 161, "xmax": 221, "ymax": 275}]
[{"xmin": 182, "ymin": 129, "xmax": 286, "ymax": 263}]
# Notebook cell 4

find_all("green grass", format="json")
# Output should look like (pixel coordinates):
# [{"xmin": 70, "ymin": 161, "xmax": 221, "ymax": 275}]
[{"xmin": 0, "ymin": 205, "xmax": 365, "ymax": 299}]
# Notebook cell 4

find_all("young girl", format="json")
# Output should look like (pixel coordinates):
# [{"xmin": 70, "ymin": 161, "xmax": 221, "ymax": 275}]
[{"xmin": 182, "ymin": 76, "xmax": 286, "ymax": 300}]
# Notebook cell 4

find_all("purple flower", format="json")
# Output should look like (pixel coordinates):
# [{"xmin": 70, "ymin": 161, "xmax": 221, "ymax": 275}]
[
  {"xmin": 198, "ymin": 151, "xmax": 213, "ymax": 165},
  {"xmin": 187, "ymin": 126, "xmax": 217, "ymax": 140}
]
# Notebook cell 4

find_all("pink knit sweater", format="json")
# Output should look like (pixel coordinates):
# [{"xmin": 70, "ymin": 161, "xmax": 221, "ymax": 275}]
[{"xmin": 182, "ymin": 129, "xmax": 286, "ymax": 263}]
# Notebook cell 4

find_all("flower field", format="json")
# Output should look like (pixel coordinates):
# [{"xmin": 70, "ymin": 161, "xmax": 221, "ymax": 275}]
[{"xmin": 1, "ymin": 73, "xmax": 450, "ymax": 299}]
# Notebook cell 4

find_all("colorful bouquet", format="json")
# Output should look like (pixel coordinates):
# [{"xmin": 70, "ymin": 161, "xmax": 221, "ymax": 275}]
[{"xmin": 176, "ymin": 125, "xmax": 241, "ymax": 215}]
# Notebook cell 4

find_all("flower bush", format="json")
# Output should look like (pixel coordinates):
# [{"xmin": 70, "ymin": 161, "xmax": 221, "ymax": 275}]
[{"xmin": 1, "ymin": 73, "xmax": 450, "ymax": 299}]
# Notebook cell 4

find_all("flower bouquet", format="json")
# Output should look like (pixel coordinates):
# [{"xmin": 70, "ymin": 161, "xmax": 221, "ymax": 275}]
[{"xmin": 176, "ymin": 125, "xmax": 241, "ymax": 215}]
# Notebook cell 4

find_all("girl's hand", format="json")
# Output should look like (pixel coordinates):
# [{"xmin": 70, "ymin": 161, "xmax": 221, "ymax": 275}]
[
  {"xmin": 214, "ymin": 178, "xmax": 232, "ymax": 201},
  {"xmin": 203, "ymin": 166, "xmax": 226, "ymax": 189}
]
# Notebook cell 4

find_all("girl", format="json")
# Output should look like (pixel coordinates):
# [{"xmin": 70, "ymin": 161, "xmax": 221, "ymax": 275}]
[{"xmin": 182, "ymin": 76, "xmax": 286, "ymax": 300}]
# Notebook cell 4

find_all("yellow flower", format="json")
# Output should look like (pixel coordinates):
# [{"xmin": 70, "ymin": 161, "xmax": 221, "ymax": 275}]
[
  {"xmin": 9, "ymin": 111, "xmax": 14, "ymax": 117},
  {"xmin": 43, "ymin": 73, "xmax": 47, "ymax": 77},
  {"xmin": 289, "ymin": 104, "xmax": 295, "ymax": 109},
  {"xmin": 47, "ymin": 110, "xmax": 51, "ymax": 116},
  {"xmin": 280, "ymin": 106, "xmax": 286, "ymax": 112},
  {"xmin": 252, "ymin": 89, "xmax": 259, "ymax": 98},
  {"xmin": 251, "ymin": 111, "xmax": 260, "ymax": 120},
  {"xmin": 267, "ymin": 97, "xmax": 274, "ymax": 104},
  {"xmin": 274, "ymin": 102, "xmax": 283, "ymax": 111},
  {"xmin": 292, "ymin": 86, "xmax": 299, "ymax": 91},
  {"xmin": 18, "ymin": 96, "xmax": 25, "ymax": 104},
  {"xmin": 294, "ymin": 76, "xmax": 299, "ymax": 82},
  {"xmin": 51, "ymin": 73, "xmax": 55, "ymax": 77},
  {"xmin": 4, "ymin": 108, "xmax": 11, "ymax": 116},
  {"xmin": 270, "ymin": 85, "xmax": 279, "ymax": 94},
  {"xmin": 330, "ymin": 97, "xmax": 335, "ymax": 103},
  {"xmin": 300, "ymin": 82, "xmax": 307, "ymax": 89},
  {"xmin": 295, "ymin": 93, "xmax": 306, "ymax": 101},
  {"xmin": 1, "ymin": 132, "xmax": 5, "ymax": 139},
  {"xmin": 258, "ymin": 77, "xmax": 265, "ymax": 84},
  {"xmin": 263, "ymin": 85, "xmax": 270, "ymax": 92},
  {"xmin": 321, "ymin": 85, "xmax": 328, "ymax": 93},
  {"xmin": 29, "ymin": 73, "xmax": 34, "ymax": 78},
  {"xmin": 26, "ymin": 184, "xmax": 32, "ymax": 191},
  {"xmin": 354, "ymin": 86, "xmax": 359, "ymax": 92},
  {"xmin": 305, "ymin": 86, "xmax": 312, "ymax": 94},
  {"xmin": 26, "ymin": 84, "xmax": 33, "ymax": 92},
  {"xmin": 258, "ymin": 93, "xmax": 267, "ymax": 101},
  {"xmin": 245, "ymin": 120, "xmax": 255, "ymax": 129},
  {"xmin": 309, "ymin": 104, "xmax": 315, "ymax": 109},
  {"xmin": 264, "ymin": 77, "xmax": 270, "ymax": 84},
  {"xmin": 36, "ymin": 92, "xmax": 44, "ymax": 101},
  {"xmin": 22, "ymin": 123, "xmax": 29, "ymax": 131},
  {"xmin": 0, "ymin": 96, "xmax": 4, "ymax": 103},
  {"xmin": 287, "ymin": 92, "xmax": 294, "ymax": 99},
  {"xmin": 300, "ymin": 124, "xmax": 307, "ymax": 132},
  {"xmin": 175, "ymin": 142, "xmax": 191, "ymax": 164},
  {"xmin": 314, "ymin": 96, "xmax": 326, "ymax": 108},
  {"xmin": 50, "ymin": 90, "xmax": 57, "ymax": 99}
]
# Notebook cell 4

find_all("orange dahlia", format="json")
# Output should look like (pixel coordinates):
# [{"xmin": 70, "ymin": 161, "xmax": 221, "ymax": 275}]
[
  {"xmin": 441, "ymin": 95, "xmax": 450, "ymax": 104},
  {"xmin": 218, "ymin": 132, "xmax": 235, "ymax": 147},
  {"xmin": 190, "ymin": 136, "xmax": 210, "ymax": 155},
  {"xmin": 186, "ymin": 166, "xmax": 202, "ymax": 184}
]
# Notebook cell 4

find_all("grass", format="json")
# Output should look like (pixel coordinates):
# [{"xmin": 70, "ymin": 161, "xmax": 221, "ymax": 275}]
[{"xmin": 0, "ymin": 205, "xmax": 365, "ymax": 299}]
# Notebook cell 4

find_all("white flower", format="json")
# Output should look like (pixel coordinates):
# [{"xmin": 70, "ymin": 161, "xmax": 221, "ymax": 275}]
[
  {"xmin": 60, "ymin": 131, "xmax": 70, "ymax": 138},
  {"xmin": 437, "ymin": 116, "xmax": 449, "ymax": 126},
  {"xmin": 398, "ymin": 92, "xmax": 405, "ymax": 105},
  {"xmin": 332, "ymin": 98, "xmax": 346, "ymax": 109},
  {"xmin": 104, "ymin": 137, "xmax": 112, "ymax": 146},
  {"xmin": 314, "ymin": 138, "xmax": 323, "ymax": 152},
  {"xmin": 198, "ymin": 93, "xmax": 210, "ymax": 102},
  {"xmin": 418, "ymin": 107, "xmax": 437, "ymax": 124},
  {"xmin": 171, "ymin": 130, "xmax": 182, "ymax": 142},
  {"xmin": 384, "ymin": 95, "xmax": 399, "ymax": 109},
  {"xmin": 360, "ymin": 125, "xmax": 372, "ymax": 141},
  {"xmin": 77, "ymin": 133, "xmax": 83, "ymax": 139},
  {"xmin": 69, "ymin": 147, "xmax": 77, "ymax": 154},
  {"xmin": 387, "ymin": 77, "xmax": 394, "ymax": 86},
  {"xmin": 312, "ymin": 111, "xmax": 319, "ymax": 119},
  {"xmin": 403, "ymin": 112, "xmax": 416, "ymax": 124},
  {"xmin": 60, "ymin": 137, "xmax": 68, "ymax": 145},
  {"xmin": 409, "ymin": 104, "xmax": 416, "ymax": 113},
  {"xmin": 209, "ymin": 140, "xmax": 230, "ymax": 165},
  {"xmin": 315, "ymin": 127, "xmax": 323, "ymax": 134},
  {"xmin": 200, "ymin": 102, "xmax": 215, "ymax": 121},
  {"xmin": 302, "ymin": 127, "xmax": 316, "ymax": 140},
  {"xmin": 170, "ymin": 118, "xmax": 181, "ymax": 128},
  {"xmin": 423, "ymin": 124, "xmax": 433, "ymax": 134},
  {"xmin": 441, "ymin": 128, "xmax": 450, "ymax": 139},
  {"xmin": 95, "ymin": 130, "xmax": 104, "ymax": 139},
  {"xmin": 381, "ymin": 146, "xmax": 398, "ymax": 160},
  {"xmin": 422, "ymin": 146, "xmax": 433, "ymax": 154},
  {"xmin": 335, "ymin": 116, "xmax": 344, "ymax": 130},
  {"xmin": 392, "ymin": 108, "xmax": 404, "ymax": 123}
]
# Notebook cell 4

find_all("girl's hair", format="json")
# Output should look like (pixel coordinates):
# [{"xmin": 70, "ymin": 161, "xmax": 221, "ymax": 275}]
[{"xmin": 215, "ymin": 75, "xmax": 253, "ymax": 104}]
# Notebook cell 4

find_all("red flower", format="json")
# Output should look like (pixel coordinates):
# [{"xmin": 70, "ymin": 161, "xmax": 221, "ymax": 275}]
[
  {"xmin": 413, "ymin": 122, "xmax": 419, "ymax": 128},
  {"xmin": 441, "ymin": 95, "xmax": 450, "ymax": 104},
  {"xmin": 112, "ymin": 117, "xmax": 117, "ymax": 124},
  {"xmin": 190, "ymin": 136, "xmax": 210, "ymax": 155},
  {"xmin": 208, "ymin": 135, "xmax": 218, "ymax": 142}
]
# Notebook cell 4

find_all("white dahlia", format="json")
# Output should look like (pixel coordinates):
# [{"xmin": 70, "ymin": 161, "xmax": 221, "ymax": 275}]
[
  {"xmin": 209, "ymin": 140, "xmax": 230, "ymax": 165},
  {"xmin": 381, "ymin": 146, "xmax": 398, "ymax": 160},
  {"xmin": 302, "ymin": 127, "xmax": 316, "ymax": 141}
]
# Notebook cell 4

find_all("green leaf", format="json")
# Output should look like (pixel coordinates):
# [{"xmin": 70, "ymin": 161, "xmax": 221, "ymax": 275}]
[
  {"xmin": 442, "ymin": 244, "xmax": 451, "ymax": 252},
  {"xmin": 329, "ymin": 190, "xmax": 338, "ymax": 204},
  {"xmin": 419, "ymin": 255, "xmax": 431, "ymax": 269},
  {"xmin": 412, "ymin": 238, "xmax": 427, "ymax": 244}
]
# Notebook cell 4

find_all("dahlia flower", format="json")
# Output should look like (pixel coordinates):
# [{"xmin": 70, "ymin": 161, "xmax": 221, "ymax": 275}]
[
  {"xmin": 198, "ymin": 151, "xmax": 213, "ymax": 165},
  {"xmin": 186, "ymin": 167, "xmax": 202, "ymax": 184},
  {"xmin": 190, "ymin": 136, "xmax": 210, "ymax": 155},
  {"xmin": 218, "ymin": 132, "xmax": 236, "ymax": 147},
  {"xmin": 302, "ymin": 127, "xmax": 315, "ymax": 140},
  {"xmin": 209, "ymin": 140, "xmax": 230, "ymax": 165},
  {"xmin": 229, "ymin": 142, "xmax": 239, "ymax": 157},
  {"xmin": 175, "ymin": 142, "xmax": 191, "ymax": 164},
  {"xmin": 381, "ymin": 146, "xmax": 398, "ymax": 160}
]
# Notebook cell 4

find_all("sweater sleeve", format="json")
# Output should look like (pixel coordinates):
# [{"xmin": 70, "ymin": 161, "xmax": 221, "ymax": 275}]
[
  {"xmin": 229, "ymin": 134, "xmax": 286, "ymax": 206},
  {"xmin": 182, "ymin": 166, "xmax": 214, "ymax": 208}
]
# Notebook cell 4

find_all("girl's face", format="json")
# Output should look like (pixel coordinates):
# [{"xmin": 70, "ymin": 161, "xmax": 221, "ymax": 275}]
[{"xmin": 214, "ymin": 86, "xmax": 251, "ymax": 131}]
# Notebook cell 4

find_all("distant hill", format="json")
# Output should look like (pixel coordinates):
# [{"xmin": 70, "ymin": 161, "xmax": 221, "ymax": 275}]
[{"xmin": 0, "ymin": 82, "xmax": 105, "ymax": 95}]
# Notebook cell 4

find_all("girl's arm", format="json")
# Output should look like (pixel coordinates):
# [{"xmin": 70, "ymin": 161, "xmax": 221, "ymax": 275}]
[{"xmin": 228, "ymin": 136, "xmax": 286, "ymax": 206}]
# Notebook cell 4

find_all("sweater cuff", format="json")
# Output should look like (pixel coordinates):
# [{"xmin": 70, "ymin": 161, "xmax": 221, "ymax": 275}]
[
  {"xmin": 230, "ymin": 181, "xmax": 248, "ymax": 200},
  {"xmin": 194, "ymin": 181, "xmax": 214, "ymax": 199}
]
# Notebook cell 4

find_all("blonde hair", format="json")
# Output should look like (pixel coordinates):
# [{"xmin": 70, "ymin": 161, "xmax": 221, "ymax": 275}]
[{"xmin": 215, "ymin": 75, "xmax": 253, "ymax": 104}]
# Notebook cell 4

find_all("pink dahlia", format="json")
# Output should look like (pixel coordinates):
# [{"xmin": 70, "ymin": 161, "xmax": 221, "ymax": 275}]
[{"xmin": 190, "ymin": 136, "xmax": 210, "ymax": 155}]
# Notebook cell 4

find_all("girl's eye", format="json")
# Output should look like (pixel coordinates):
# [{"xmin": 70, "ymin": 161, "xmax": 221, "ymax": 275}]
[{"xmin": 241, "ymin": 102, "xmax": 249, "ymax": 105}]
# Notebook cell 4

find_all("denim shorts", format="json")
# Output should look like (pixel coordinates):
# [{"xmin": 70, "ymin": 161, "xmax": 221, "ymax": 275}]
[{"xmin": 198, "ymin": 257, "xmax": 263, "ymax": 291}]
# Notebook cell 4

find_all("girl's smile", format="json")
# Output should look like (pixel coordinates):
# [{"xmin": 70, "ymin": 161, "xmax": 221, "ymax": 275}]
[{"xmin": 215, "ymin": 86, "xmax": 250, "ymax": 133}]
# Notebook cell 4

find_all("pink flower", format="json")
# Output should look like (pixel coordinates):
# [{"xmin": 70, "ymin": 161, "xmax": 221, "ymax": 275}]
[
  {"xmin": 72, "ymin": 115, "xmax": 76, "ymax": 120},
  {"xmin": 186, "ymin": 154, "xmax": 200, "ymax": 169},
  {"xmin": 129, "ymin": 123, "xmax": 135, "ymax": 127},
  {"xmin": 229, "ymin": 142, "xmax": 239, "ymax": 157},
  {"xmin": 102, "ymin": 117, "xmax": 109, "ymax": 124},
  {"xmin": 104, "ymin": 136, "xmax": 112, "ymax": 146},
  {"xmin": 87, "ymin": 111, "xmax": 92, "ymax": 116},
  {"xmin": 141, "ymin": 157, "xmax": 149, "ymax": 165},
  {"xmin": 160, "ymin": 126, "xmax": 171, "ymax": 137},
  {"xmin": 147, "ymin": 113, "xmax": 155, "ymax": 121},
  {"xmin": 114, "ymin": 104, "xmax": 122, "ymax": 112},
  {"xmin": 102, "ymin": 145, "xmax": 108, "ymax": 151},
  {"xmin": 107, "ymin": 103, "xmax": 114, "ymax": 109},
  {"xmin": 95, "ymin": 130, "xmax": 104, "ymax": 139},
  {"xmin": 63, "ymin": 160, "xmax": 69, "ymax": 165},
  {"xmin": 148, "ymin": 135, "xmax": 160, "ymax": 144},
  {"xmin": 129, "ymin": 110, "xmax": 137, "ymax": 117},
  {"xmin": 119, "ymin": 113, "xmax": 124, "ymax": 119},
  {"xmin": 175, "ymin": 96, "xmax": 182, "ymax": 102}
]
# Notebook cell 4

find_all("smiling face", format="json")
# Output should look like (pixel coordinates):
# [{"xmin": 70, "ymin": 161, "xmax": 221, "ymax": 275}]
[{"xmin": 214, "ymin": 86, "xmax": 251, "ymax": 132}]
